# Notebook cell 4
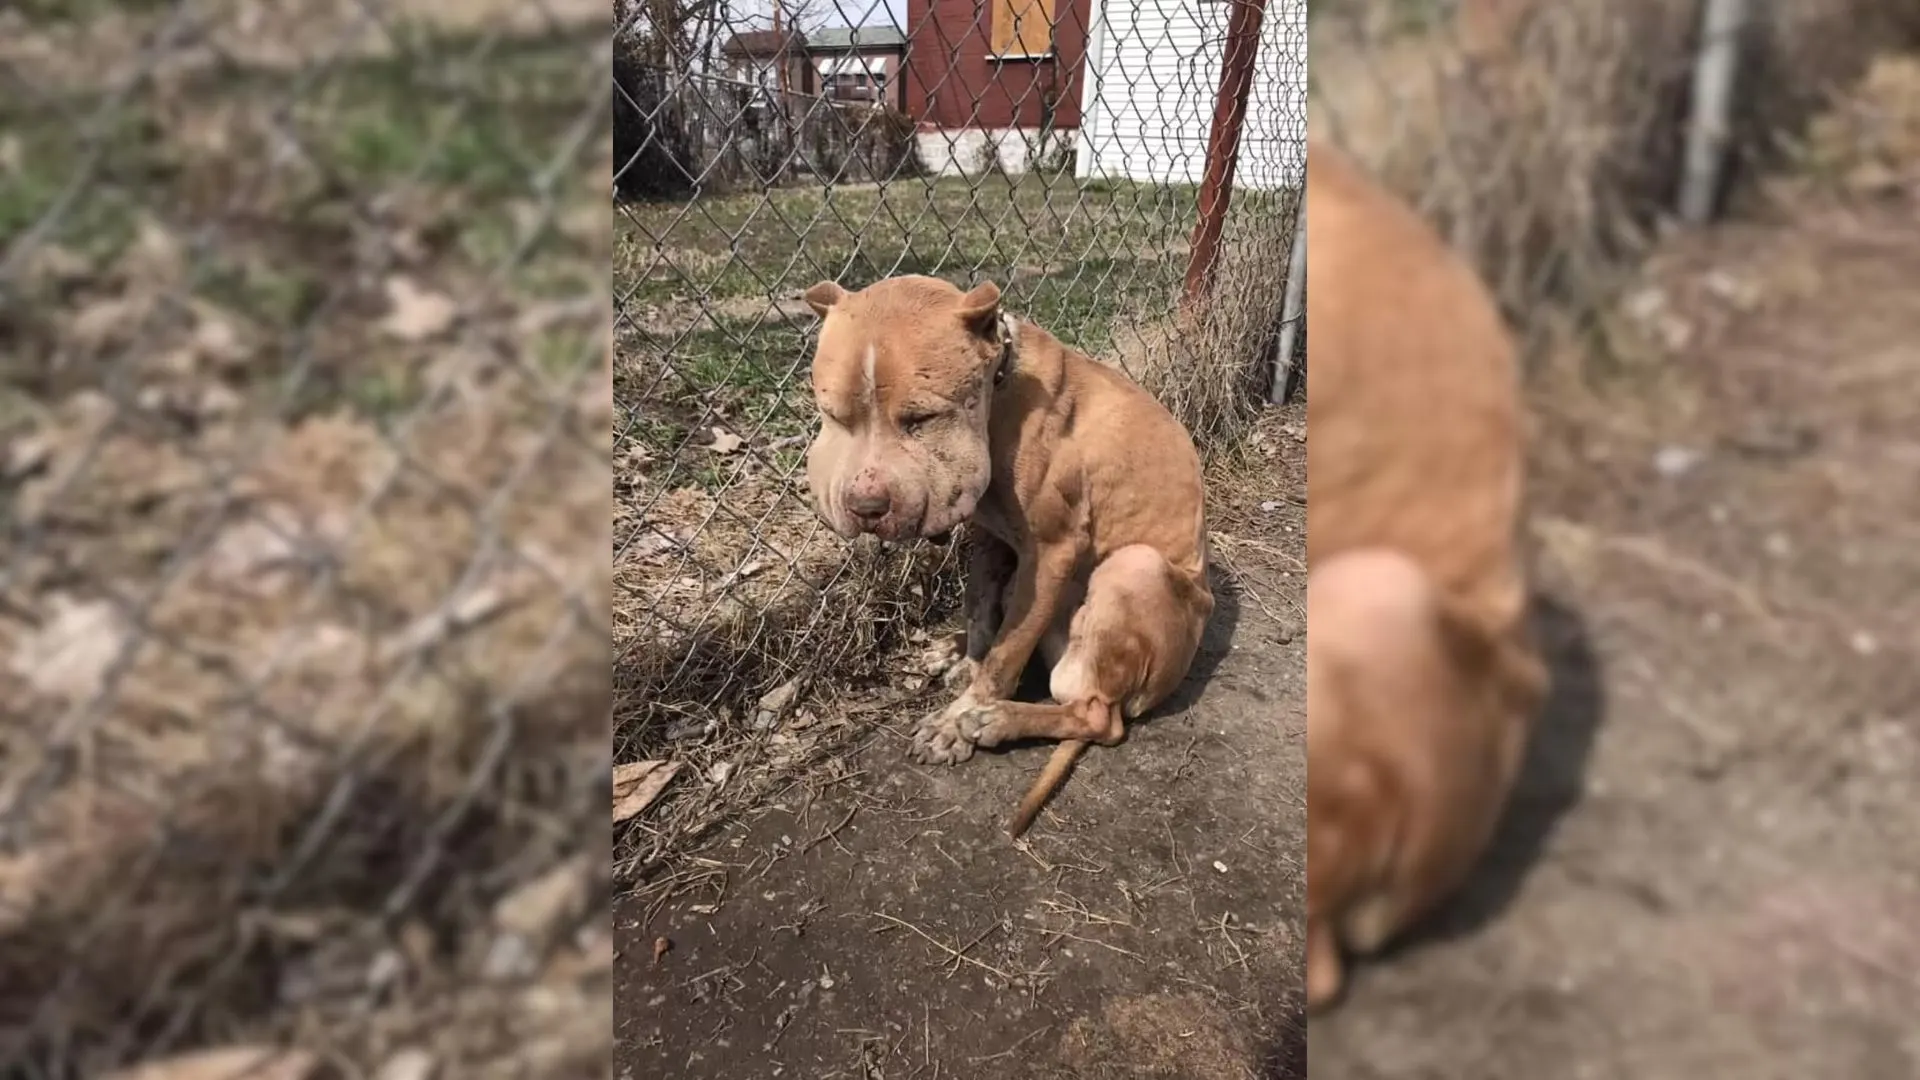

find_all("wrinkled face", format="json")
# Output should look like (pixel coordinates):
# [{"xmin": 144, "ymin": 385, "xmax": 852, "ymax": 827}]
[{"xmin": 802, "ymin": 276, "xmax": 1004, "ymax": 543}]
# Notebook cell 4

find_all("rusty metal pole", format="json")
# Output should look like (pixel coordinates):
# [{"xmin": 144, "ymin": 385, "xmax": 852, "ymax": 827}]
[{"xmin": 1182, "ymin": 0, "xmax": 1267, "ymax": 308}]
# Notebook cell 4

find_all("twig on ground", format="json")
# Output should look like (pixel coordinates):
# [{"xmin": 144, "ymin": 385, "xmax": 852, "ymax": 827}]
[
  {"xmin": 1208, "ymin": 530, "xmax": 1306, "ymax": 570},
  {"xmin": 1039, "ymin": 893, "xmax": 1134, "ymax": 928},
  {"xmin": 1207, "ymin": 539, "xmax": 1301, "ymax": 626},
  {"xmin": 1209, "ymin": 911, "xmax": 1255, "ymax": 972},
  {"xmin": 1041, "ymin": 927, "xmax": 1146, "ymax": 962},
  {"xmin": 966, "ymin": 1025, "xmax": 1052, "ymax": 1065},
  {"xmin": 801, "ymin": 803, "xmax": 860, "ymax": 855},
  {"xmin": 1169, "ymin": 736, "xmax": 1202, "ymax": 783},
  {"xmin": 870, "ymin": 911, "xmax": 1013, "ymax": 981}
]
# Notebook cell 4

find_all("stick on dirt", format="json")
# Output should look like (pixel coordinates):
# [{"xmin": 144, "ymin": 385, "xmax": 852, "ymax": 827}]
[{"xmin": 1007, "ymin": 738, "xmax": 1088, "ymax": 839}]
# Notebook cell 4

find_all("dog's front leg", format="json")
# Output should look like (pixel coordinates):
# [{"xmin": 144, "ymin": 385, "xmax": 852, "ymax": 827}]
[
  {"xmin": 919, "ymin": 530, "xmax": 1015, "ymax": 691},
  {"xmin": 964, "ymin": 532, "xmax": 1018, "ymax": 662},
  {"xmin": 910, "ymin": 542, "xmax": 1077, "ymax": 765}
]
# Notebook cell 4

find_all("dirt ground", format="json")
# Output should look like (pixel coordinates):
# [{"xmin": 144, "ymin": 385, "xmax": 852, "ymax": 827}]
[
  {"xmin": 616, "ymin": 409, "xmax": 1309, "ymax": 1079},
  {"xmin": 1309, "ymin": 184, "xmax": 1920, "ymax": 1075}
]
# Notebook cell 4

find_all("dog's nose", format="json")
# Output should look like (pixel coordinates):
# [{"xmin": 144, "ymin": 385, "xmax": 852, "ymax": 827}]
[{"xmin": 846, "ymin": 489, "xmax": 891, "ymax": 523}]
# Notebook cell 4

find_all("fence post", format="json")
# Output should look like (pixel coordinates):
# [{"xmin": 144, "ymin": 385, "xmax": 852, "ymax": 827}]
[
  {"xmin": 1679, "ymin": 0, "xmax": 1749, "ymax": 224},
  {"xmin": 1182, "ymin": 0, "xmax": 1268, "ymax": 308},
  {"xmin": 1270, "ymin": 190, "xmax": 1307, "ymax": 405}
]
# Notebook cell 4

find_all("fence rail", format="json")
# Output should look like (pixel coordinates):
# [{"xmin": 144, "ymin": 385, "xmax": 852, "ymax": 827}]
[
  {"xmin": 614, "ymin": 0, "xmax": 1308, "ymax": 869},
  {"xmin": 0, "ymin": 3, "xmax": 611, "ymax": 1076}
]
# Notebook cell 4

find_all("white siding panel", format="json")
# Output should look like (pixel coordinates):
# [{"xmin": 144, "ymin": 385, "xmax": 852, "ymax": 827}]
[{"xmin": 1076, "ymin": 0, "xmax": 1306, "ymax": 190}]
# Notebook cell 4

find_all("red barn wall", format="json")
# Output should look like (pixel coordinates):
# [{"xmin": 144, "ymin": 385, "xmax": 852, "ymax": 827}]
[{"xmin": 902, "ymin": 0, "xmax": 1091, "ymax": 130}]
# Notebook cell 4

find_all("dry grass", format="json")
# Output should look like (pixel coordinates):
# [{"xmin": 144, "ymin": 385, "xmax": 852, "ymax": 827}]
[
  {"xmin": 0, "ymin": 4, "xmax": 611, "ymax": 1075},
  {"xmin": 1116, "ymin": 191, "xmax": 1301, "ymax": 449},
  {"xmin": 1312, "ymin": 0, "xmax": 1920, "ymax": 351}
]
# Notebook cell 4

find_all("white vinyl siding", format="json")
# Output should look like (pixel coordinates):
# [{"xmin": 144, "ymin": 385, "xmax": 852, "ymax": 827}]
[{"xmin": 1075, "ymin": 0, "xmax": 1306, "ymax": 191}]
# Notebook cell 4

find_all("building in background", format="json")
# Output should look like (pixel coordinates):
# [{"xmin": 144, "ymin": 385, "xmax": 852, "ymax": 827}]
[
  {"xmin": 720, "ymin": 29, "xmax": 813, "ymax": 101},
  {"xmin": 901, "ymin": 0, "xmax": 1091, "ymax": 175},
  {"xmin": 808, "ymin": 26, "xmax": 910, "ymax": 109}
]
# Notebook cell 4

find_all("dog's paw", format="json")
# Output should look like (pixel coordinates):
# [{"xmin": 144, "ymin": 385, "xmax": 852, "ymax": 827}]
[
  {"xmin": 908, "ymin": 702, "xmax": 977, "ymax": 765},
  {"xmin": 939, "ymin": 656, "xmax": 978, "ymax": 692},
  {"xmin": 915, "ymin": 633, "xmax": 978, "ymax": 692},
  {"xmin": 950, "ymin": 701, "xmax": 1001, "ymax": 747},
  {"xmin": 916, "ymin": 632, "xmax": 965, "ymax": 673}
]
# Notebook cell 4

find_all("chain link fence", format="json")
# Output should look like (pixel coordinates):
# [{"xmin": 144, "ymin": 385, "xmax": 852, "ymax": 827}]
[
  {"xmin": 614, "ymin": 0, "xmax": 1307, "ymax": 873},
  {"xmin": 0, "ymin": 3, "xmax": 612, "ymax": 1076},
  {"xmin": 1309, "ymin": 0, "xmax": 1920, "ymax": 348}
]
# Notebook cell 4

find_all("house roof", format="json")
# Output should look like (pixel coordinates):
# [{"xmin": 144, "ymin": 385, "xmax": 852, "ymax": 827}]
[
  {"xmin": 806, "ymin": 25, "xmax": 907, "ymax": 51},
  {"xmin": 721, "ymin": 30, "xmax": 806, "ymax": 57}
]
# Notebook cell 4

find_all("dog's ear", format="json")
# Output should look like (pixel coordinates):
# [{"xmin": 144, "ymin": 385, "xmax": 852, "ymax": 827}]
[
  {"xmin": 956, "ymin": 280, "xmax": 1002, "ymax": 339},
  {"xmin": 803, "ymin": 280, "xmax": 847, "ymax": 318}
]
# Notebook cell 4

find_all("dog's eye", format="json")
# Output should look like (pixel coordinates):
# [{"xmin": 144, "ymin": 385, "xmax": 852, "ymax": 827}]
[{"xmin": 899, "ymin": 412, "xmax": 938, "ymax": 433}]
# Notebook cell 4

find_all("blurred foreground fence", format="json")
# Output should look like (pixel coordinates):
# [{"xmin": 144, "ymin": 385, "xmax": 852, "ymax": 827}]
[
  {"xmin": 0, "ymin": 3, "xmax": 612, "ymax": 1076},
  {"xmin": 613, "ymin": 0, "xmax": 1308, "ymax": 852},
  {"xmin": 1308, "ymin": 0, "xmax": 1920, "ymax": 335}
]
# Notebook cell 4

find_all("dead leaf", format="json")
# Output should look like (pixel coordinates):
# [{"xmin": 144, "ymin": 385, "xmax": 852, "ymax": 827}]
[
  {"xmin": 513, "ymin": 296, "xmax": 602, "ymax": 338},
  {"xmin": 68, "ymin": 294, "xmax": 152, "ymax": 351},
  {"xmin": 8, "ymin": 595, "xmax": 127, "ymax": 702},
  {"xmin": 630, "ymin": 526, "xmax": 685, "ymax": 564},
  {"xmin": 372, "ymin": 1049, "xmax": 437, "ymax": 1080},
  {"xmin": 376, "ymin": 581, "xmax": 522, "ymax": 665},
  {"xmin": 101, "ymin": 1046, "xmax": 319, "ymax": 1080},
  {"xmin": 706, "ymin": 427, "xmax": 745, "ymax": 455},
  {"xmin": 493, "ymin": 855, "xmax": 592, "ymax": 945},
  {"xmin": 125, "ymin": 217, "xmax": 185, "ymax": 281},
  {"xmin": 190, "ymin": 304, "xmax": 247, "ymax": 368},
  {"xmin": 714, "ymin": 559, "xmax": 764, "ymax": 590},
  {"xmin": 613, "ymin": 760, "xmax": 681, "ymax": 824},
  {"xmin": 19, "ymin": 243, "xmax": 90, "ymax": 285},
  {"xmin": 379, "ymin": 276, "xmax": 458, "ymax": 342},
  {"xmin": 3, "ymin": 430, "xmax": 55, "ymax": 478},
  {"xmin": 619, "ymin": 443, "xmax": 655, "ymax": 471}
]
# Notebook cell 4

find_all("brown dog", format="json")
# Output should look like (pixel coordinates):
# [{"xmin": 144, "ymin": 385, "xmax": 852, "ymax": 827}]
[
  {"xmin": 801, "ymin": 275, "xmax": 1214, "ymax": 836},
  {"xmin": 1304, "ymin": 139, "xmax": 1551, "ymax": 1011}
]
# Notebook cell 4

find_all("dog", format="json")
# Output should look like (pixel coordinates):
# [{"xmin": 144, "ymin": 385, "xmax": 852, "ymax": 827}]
[
  {"xmin": 1304, "ymin": 138, "xmax": 1551, "ymax": 1011},
  {"xmin": 801, "ymin": 274, "xmax": 1214, "ymax": 837}
]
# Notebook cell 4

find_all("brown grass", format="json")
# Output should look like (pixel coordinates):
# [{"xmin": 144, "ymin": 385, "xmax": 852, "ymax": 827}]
[
  {"xmin": 1117, "ymin": 194, "xmax": 1301, "ymax": 449},
  {"xmin": 0, "ymin": 4, "xmax": 611, "ymax": 1074},
  {"xmin": 1312, "ymin": 0, "xmax": 1920, "ymax": 350}
]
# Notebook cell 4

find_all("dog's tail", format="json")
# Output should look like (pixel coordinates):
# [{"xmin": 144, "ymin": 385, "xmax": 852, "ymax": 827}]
[{"xmin": 1009, "ymin": 737, "xmax": 1089, "ymax": 839}]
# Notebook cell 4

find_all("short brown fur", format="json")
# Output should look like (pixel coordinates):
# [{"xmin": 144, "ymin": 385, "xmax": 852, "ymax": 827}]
[
  {"xmin": 802, "ymin": 276, "xmax": 1214, "ymax": 833},
  {"xmin": 1304, "ymin": 139, "xmax": 1550, "ymax": 1011}
]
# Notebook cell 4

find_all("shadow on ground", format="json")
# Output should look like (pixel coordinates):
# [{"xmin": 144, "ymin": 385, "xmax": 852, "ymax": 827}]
[{"xmin": 1398, "ymin": 593, "xmax": 1608, "ymax": 949}]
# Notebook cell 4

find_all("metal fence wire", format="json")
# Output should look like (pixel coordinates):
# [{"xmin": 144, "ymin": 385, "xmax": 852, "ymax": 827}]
[
  {"xmin": 0, "ymin": 3, "xmax": 613, "ymax": 1077},
  {"xmin": 613, "ymin": 0, "xmax": 1308, "ymax": 869}
]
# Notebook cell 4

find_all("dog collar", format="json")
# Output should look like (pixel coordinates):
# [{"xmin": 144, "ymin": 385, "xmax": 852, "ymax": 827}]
[{"xmin": 994, "ymin": 312, "xmax": 1017, "ymax": 387}]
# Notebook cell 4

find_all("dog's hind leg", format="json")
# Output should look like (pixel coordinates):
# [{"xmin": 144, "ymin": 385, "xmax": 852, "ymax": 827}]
[
  {"xmin": 1304, "ymin": 547, "xmax": 1544, "ymax": 1012},
  {"xmin": 957, "ymin": 697, "xmax": 1124, "ymax": 748},
  {"xmin": 952, "ymin": 544, "xmax": 1211, "ymax": 833},
  {"xmin": 958, "ymin": 544, "xmax": 1207, "ymax": 747}
]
